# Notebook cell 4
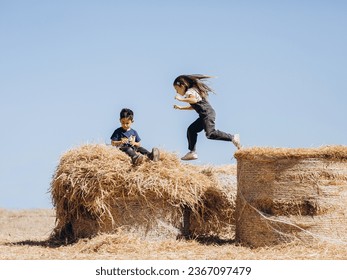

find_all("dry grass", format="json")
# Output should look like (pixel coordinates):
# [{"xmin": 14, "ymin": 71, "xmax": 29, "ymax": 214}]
[
  {"xmin": 235, "ymin": 145, "xmax": 347, "ymax": 247},
  {"xmin": 0, "ymin": 209, "xmax": 346, "ymax": 260},
  {"xmin": 235, "ymin": 145, "xmax": 347, "ymax": 161},
  {"xmin": 50, "ymin": 144, "xmax": 236, "ymax": 241},
  {"xmin": 2, "ymin": 145, "xmax": 346, "ymax": 259}
]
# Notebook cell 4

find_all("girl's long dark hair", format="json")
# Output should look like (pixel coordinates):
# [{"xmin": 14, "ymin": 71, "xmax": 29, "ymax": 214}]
[{"xmin": 173, "ymin": 74, "xmax": 215, "ymax": 99}]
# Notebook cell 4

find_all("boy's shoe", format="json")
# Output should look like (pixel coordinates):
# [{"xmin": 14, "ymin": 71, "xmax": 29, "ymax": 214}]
[
  {"xmin": 181, "ymin": 151, "xmax": 198, "ymax": 160},
  {"xmin": 232, "ymin": 134, "xmax": 242, "ymax": 150},
  {"xmin": 132, "ymin": 154, "xmax": 144, "ymax": 166},
  {"xmin": 150, "ymin": 147, "xmax": 160, "ymax": 162}
]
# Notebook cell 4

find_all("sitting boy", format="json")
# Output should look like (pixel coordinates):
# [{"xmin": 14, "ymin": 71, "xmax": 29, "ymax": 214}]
[{"xmin": 111, "ymin": 108, "xmax": 160, "ymax": 165}]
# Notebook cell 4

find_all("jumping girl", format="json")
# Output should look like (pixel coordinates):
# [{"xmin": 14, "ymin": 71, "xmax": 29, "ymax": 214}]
[{"xmin": 173, "ymin": 74, "xmax": 241, "ymax": 160}]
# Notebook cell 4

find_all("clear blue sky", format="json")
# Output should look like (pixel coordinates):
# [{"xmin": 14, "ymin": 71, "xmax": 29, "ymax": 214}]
[{"xmin": 1, "ymin": 0, "xmax": 346, "ymax": 209}]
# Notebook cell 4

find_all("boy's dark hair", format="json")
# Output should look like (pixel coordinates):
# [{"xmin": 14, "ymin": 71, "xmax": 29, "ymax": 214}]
[
  {"xmin": 173, "ymin": 74, "xmax": 215, "ymax": 99},
  {"xmin": 120, "ymin": 108, "xmax": 134, "ymax": 121}
]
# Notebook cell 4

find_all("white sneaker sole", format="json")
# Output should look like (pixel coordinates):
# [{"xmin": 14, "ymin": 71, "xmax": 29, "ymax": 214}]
[{"xmin": 181, "ymin": 153, "xmax": 198, "ymax": 161}]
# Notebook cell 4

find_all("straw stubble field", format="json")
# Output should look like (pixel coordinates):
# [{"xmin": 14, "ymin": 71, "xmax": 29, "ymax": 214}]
[
  {"xmin": 1, "ymin": 145, "xmax": 347, "ymax": 260},
  {"xmin": 1, "ymin": 207, "xmax": 346, "ymax": 260}
]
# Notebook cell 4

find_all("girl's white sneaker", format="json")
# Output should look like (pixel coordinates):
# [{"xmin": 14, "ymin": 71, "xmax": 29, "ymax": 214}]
[{"xmin": 181, "ymin": 151, "xmax": 198, "ymax": 160}]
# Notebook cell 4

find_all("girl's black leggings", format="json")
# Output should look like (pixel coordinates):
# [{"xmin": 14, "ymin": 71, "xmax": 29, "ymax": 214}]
[{"xmin": 187, "ymin": 116, "xmax": 233, "ymax": 151}]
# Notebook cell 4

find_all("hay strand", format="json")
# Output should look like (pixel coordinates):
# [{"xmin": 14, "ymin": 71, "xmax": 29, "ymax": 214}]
[
  {"xmin": 50, "ymin": 144, "xmax": 236, "ymax": 241},
  {"xmin": 235, "ymin": 145, "xmax": 347, "ymax": 247}
]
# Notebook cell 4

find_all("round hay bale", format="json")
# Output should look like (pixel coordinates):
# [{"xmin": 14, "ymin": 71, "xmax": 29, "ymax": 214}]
[
  {"xmin": 50, "ymin": 144, "xmax": 236, "ymax": 242},
  {"xmin": 234, "ymin": 146, "xmax": 347, "ymax": 247}
]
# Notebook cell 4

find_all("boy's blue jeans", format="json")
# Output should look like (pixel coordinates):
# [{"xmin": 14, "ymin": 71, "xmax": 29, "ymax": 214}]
[{"xmin": 119, "ymin": 145, "xmax": 150, "ymax": 159}]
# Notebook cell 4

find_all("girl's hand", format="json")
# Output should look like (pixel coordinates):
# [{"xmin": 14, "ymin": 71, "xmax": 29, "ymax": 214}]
[
  {"xmin": 174, "ymin": 105, "xmax": 181, "ymax": 110},
  {"xmin": 175, "ymin": 95, "xmax": 183, "ymax": 101}
]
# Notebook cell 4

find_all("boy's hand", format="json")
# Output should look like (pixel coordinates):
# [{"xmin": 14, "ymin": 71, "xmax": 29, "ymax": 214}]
[
  {"xmin": 129, "ymin": 136, "xmax": 136, "ymax": 146},
  {"xmin": 174, "ymin": 105, "xmax": 181, "ymax": 110},
  {"xmin": 121, "ymin": 137, "xmax": 129, "ymax": 144}
]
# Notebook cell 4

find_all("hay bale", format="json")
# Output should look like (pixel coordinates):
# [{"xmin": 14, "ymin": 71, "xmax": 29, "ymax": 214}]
[
  {"xmin": 234, "ymin": 146, "xmax": 347, "ymax": 247},
  {"xmin": 50, "ymin": 144, "xmax": 236, "ymax": 241}
]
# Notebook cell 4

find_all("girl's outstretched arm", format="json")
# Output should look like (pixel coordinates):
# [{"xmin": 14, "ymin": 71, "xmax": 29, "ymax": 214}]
[
  {"xmin": 175, "ymin": 94, "xmax": 198, "ymax": 104},
  {"xmin": 174, "ymin": 104, "xmax": 193, "ymax": 110}
]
